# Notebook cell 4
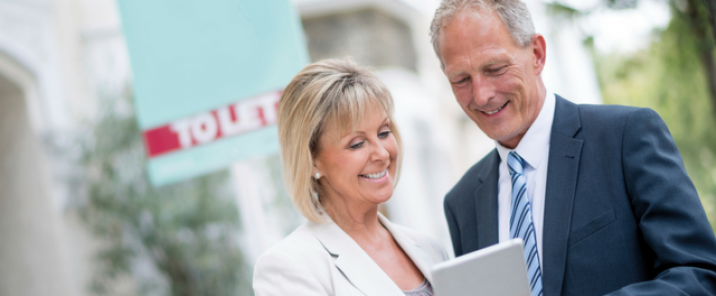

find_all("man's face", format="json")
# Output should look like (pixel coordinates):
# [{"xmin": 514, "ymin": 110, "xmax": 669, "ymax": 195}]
[{"xmin": 438, "ymin": 9, "xmax": 546, "ymax": 149}]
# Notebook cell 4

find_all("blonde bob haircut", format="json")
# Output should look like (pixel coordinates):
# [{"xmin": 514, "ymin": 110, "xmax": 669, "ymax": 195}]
[{"xmin": 277, "ymin": 58, "xmax": 403, "ymax": 222}]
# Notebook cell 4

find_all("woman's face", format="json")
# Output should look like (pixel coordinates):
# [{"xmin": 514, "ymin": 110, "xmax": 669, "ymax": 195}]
[{"xmin": 313, "ymin": 103, "xmax": 398, "ymax": 210}]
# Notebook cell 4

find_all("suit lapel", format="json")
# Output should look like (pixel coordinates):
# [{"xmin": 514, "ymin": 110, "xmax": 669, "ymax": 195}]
[
  {"xmin": 379, "ymin": 214, "xmax": 435, "ymax": 283},
  {"xmin": 308, "ymin": 216, "xmax": 405, "ymax": 296},
  {"xmin": 542, "ymin": 96, "xmax": 583, "ymax": 296},
  {"xmin": 475, "ymin": 150, "xmax": 501, "ymax": 249}
]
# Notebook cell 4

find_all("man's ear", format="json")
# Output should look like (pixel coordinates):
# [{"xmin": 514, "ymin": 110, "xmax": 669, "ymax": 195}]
[{"xmin": 531, "ymin": 34, "xmax": 546, "ymax": 75}]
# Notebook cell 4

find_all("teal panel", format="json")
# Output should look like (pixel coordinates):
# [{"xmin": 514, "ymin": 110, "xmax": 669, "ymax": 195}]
[
  {"xmin": 117, "ymin": 0, "xmax": 307, "ymax": 186},
  {"xmin": 118, "ymin": 0, "xmax": 308, "ymax": 129}
]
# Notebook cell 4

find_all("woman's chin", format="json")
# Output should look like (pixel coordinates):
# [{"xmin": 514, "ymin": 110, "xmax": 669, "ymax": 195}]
[{"xmin": 367, "ymin": 189, "xmax": 394, "ymax": 205}]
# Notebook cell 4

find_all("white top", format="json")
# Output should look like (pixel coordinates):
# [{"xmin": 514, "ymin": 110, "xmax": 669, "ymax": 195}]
[
  {"xmin": 495, "ymin": 91, "xmax": 556, "ymax": 267},
  {"xmin": 253, "ymin": 213, "xmax": 448, "ymax": 296}
]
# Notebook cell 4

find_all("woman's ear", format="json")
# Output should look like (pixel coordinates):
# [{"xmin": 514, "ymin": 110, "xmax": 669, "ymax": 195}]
[{"xmin": 311, "ymin": 166, "xmax": 321, "ymax": 180}]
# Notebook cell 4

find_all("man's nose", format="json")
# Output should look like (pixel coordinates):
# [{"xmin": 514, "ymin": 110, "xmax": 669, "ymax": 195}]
[{"xmin": 471, "ymin": 76, "xmax": 495, "ymax": 107}]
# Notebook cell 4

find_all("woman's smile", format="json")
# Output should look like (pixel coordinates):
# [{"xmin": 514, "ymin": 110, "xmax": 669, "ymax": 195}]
[{"xmin": 359, "ymin": 168, "xmax": 389, "ymax": 183}]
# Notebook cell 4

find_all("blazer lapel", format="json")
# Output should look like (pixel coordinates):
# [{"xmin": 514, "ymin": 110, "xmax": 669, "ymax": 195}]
[
  {"xmin": 475, "ymin": 150, "xmax": 501, "ymax": 249},
  {"xmin": 308, "ymin": 217, "xmax": 404, "ymax": 296},
  {"xmin": 542, "ymin": 96, "xmax": 583, "ymax": 296},
  {"xmin": 379, "ymin": 214, "xmax": 435, "ymax": 283}
]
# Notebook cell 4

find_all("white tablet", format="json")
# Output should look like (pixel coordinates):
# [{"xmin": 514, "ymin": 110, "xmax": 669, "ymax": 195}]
[{"xmin": 431, "ymin": 238, "xmax": 531, "ymax": 296}]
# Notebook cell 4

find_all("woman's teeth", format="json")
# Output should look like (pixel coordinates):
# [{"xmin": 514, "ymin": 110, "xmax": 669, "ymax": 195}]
[{"xmin": 362, "ymin": 169, "xmax": 387, "ymax": 179}]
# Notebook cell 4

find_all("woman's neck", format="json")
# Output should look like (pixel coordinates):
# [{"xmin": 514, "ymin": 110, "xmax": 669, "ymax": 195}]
[{"xmin": 322, "ymin": 196, "xmax": 386, "ymax": 242}]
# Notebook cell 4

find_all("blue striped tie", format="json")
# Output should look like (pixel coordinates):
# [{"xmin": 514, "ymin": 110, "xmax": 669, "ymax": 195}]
[{"xmin": 507, "ymin": 151, "xmax": 543, "ymax": 296}]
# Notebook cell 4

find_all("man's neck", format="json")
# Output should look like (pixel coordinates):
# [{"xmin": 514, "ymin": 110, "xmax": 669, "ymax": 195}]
[{"xmin": 498, "ymin": 84, "xmax": 547, "ymax": 149}]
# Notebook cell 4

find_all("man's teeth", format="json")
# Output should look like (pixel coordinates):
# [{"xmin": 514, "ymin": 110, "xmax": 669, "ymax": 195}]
[
  {"xmin": 362, "ymin": 169, "xmax": 387, "ymax": 179},
  {"xmin": 484, "ymin": 104, "xmax": 506, "ymax": 115}
]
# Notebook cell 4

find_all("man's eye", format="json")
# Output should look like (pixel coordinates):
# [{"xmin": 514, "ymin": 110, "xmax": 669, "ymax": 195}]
[
  {"xmin": 488, "ymin": 66, "xmax": 506, "ymax": 74},
  {"xmin": 350, "ymin": 141, "xmax": 364, "ymax": 149},
  {"xmin": 379, "ymin": 131, "xmax": 391, "ymax": 138},
  {"xmin": 453, "ymin": 77, "xmax": 469, "ymax": 84}
]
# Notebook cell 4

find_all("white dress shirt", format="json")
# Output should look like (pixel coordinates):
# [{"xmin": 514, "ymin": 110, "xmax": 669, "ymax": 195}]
[{"xmin": 495, "ymin": 91, "xmax": 556, "ymax": 267}]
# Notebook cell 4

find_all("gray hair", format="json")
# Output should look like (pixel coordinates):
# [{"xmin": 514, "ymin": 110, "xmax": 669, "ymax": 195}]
[{"xmin": 430, "ymin": 0, "xmax": 535, "ymax": 68}]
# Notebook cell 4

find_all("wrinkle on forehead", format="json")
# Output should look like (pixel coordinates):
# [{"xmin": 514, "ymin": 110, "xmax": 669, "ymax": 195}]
[
  {"xmin": 441, "ymin": 10, "xmax": 521, "ymax": 77},
  {"xmin": 444, "ymin": 46, "xmax": 512, "ymax": 78}
]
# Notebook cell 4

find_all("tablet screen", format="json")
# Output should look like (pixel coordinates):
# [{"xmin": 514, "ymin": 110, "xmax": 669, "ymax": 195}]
[{"xmin": 431, "ymin": 239, "xmax": 531, "ymax": 296}]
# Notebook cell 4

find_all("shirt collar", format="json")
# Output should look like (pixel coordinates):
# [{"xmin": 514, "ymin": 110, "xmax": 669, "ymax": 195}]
[{"xmin": 495, "ymin": 90, "xmax": 556, "ymax": 169}]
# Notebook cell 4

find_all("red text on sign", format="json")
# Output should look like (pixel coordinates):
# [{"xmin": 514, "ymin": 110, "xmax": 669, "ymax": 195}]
[{"xmin": 142, "ymin": 91, "xmax": 280, "ymax": 158}]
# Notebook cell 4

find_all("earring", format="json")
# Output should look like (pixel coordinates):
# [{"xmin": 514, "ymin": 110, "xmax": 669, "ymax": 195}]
[{"xmin": 314, "ymin": 172, "xmax": 321, "ymax": 179}]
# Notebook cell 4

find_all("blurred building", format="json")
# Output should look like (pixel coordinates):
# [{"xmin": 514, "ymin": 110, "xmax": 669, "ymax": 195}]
[{"xmin": 0, "ymin": 0, "xmax": 601, "ymax": 295}]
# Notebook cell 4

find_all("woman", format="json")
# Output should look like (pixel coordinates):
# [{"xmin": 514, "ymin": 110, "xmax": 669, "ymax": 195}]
[{"xmin": 253, "ymin": 58, "xmax": 447, "ymax": 296}]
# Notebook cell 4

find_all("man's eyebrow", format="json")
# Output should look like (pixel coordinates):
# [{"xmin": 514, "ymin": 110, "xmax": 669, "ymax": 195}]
[
  {"xmin": 446, "ymin": 58, "xmax": 510, "ymax": 76},
  {"xmin": 445, "ymin": 68, "xmax": 464, "ymax": 77},
  {"xmin": 482, "ymin": 57, "xmax": 509, "ymax": 68}
]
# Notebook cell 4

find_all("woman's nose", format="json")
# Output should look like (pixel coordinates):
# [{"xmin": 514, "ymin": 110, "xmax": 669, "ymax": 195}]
[{"xmin": 370, "ymin": 141, "xmax": 390, "ymax": 162}]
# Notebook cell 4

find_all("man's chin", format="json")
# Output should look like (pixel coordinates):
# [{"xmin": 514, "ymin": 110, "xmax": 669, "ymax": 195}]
[
  {"xmin": 480, "ymin": 129, "xmax": 522, "ymax": 148},
  {"xmin": 496, "ymin": 134, "xmax": 523, "ymax": 149},
  {"xmin": 478, "ymin": 128, "xmax": 515, "ymax": 142}
]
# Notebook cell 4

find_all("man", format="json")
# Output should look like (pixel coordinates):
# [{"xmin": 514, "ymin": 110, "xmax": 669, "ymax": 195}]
[{"xmin": 430, "ymin": 0, "xmax": 716, "ymax": 295}]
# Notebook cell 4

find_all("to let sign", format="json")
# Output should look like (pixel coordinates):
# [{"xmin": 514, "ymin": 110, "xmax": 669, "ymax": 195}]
[
  {"xmin": 143, "ymin": 91, "xmax": 280, "ymax": 158},
  {"xmin": 118, "ymin": 0, "xmax": 308, "ymax": 186}
]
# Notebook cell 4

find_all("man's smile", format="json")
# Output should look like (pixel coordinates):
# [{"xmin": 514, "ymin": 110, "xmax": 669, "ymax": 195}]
[{"xmin": 482, "ymin": 101, "xmax": 509, "ymax": 115}]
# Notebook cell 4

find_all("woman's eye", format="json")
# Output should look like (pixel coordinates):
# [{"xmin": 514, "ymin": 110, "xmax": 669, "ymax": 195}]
[
  {"xmin": 349, "ymin": 141, "xmax": 364, "ymax": 149},
  {"xmin": 378, "ymin": 131, "xmax": 391, "ymax": 138}
]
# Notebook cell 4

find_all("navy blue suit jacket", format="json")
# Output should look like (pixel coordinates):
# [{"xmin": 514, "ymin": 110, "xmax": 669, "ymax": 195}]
[{"xmin": 444, "ymin": 96, "xmax": 716, "ymax": 296}]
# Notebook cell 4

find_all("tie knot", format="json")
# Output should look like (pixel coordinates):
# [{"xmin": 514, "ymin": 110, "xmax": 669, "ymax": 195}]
[{"xmin": 507, "ymin": 151, "xmax": 526, "ymax": 176}]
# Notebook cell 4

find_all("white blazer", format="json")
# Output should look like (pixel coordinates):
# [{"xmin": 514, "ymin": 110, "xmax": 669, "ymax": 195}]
[{"xmin": 253, "ymin": 213, "xmax": 448, "ymax": 296}]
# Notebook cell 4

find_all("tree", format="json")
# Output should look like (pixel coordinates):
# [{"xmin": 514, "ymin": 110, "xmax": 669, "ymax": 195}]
[
  {"xmin": 550, "ymin": 0, "xmax": 716, "ymax": 117},
  {"xmin": 681, "ymin": 0, "xmax": 716, "ymax": 116},
  {"xmin": 580, "ymin": 2, "xmax": 716, "ymax": 230},
  {"xmin": 54, "ymin": 91, "xmax": 252, "ymax": 296}
]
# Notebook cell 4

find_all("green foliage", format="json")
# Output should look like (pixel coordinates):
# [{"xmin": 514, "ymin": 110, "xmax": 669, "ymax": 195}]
[
  {"xmin": 604, "ymin": 0, "xmax": 638, "ymax": 10},
  {"xmin": 72, "ymin": 94, "xmax": 251, "ymax": 296},
  {"xmin": 545, "ymin": 2, "xmax": 582, "ymax": 20},
  {"xmin": 593, "ymin": 8, "xmax": 716, "ymax": 230}
]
